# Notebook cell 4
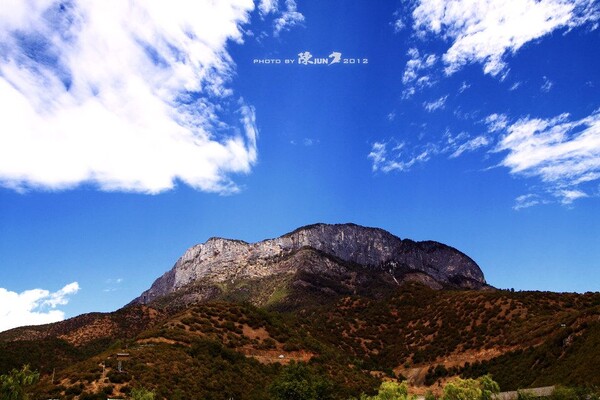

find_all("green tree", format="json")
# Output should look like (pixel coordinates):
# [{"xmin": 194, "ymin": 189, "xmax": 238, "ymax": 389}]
[
  {"xmin": 269, "ymin": 362, "xmax": 333, "ymax": 400},
  {"xmin": 425, "ymin": 390, "xmax": 437, "ymax": 400},
  {"xmin": 516, "ymin": 390, "xmax": 536, "ymax": 400},
  {"xmin": 550, "ymin": 387, "xmax": 579, "ymax": 400},
  {"xmin": 442, "ymin": 376, "xmax": 500, "ymax": 400},
  {"xmin": 442, "ymin": 378, "xmax": 482, "ymax": 400},
  {"xmin": 0, "ymin": 365, "xmax": 39, "ymax": 400},
  {"xmin": 359, "ymin": 381, "xmax": 414, "ymax": 400},
  {"xmin": 478, "ymin": 375, "xmax": 500, "ymax": 400},
  {"xmin": 130, "ymin": 387, "xmax": 156, "ymax": 400}
]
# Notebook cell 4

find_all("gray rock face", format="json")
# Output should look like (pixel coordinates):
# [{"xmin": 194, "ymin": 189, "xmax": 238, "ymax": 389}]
[{"xmin": 134, "ymin": 223, "xmax": 487, "ymax": 305}]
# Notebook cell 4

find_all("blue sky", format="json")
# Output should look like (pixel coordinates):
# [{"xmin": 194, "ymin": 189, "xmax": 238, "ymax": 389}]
[{"xmin": 1, "ymin": 0, "xmax": 599, "ymax": 332}]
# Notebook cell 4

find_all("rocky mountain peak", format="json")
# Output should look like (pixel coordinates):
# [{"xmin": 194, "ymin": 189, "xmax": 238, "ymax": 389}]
[{"xmin": 133, "ymin": 223, "xmax": 487, "ymax": 307}]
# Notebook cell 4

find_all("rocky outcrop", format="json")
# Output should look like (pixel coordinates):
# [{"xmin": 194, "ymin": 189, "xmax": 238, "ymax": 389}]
[{"xmin": 133, "ymin": 223, "xmax": 487, "ymax": 306}]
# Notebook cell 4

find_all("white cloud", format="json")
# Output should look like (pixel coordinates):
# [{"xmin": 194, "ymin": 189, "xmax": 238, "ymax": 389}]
[
  {"xmin": 509, "ymin": 82, "xmax": 522, "ymax": 91},
  {"xmin": 423, "ymin": 95, "xmax": 448, "ymax": 112},
  {"xmin": 411, "ymin": 0, "xmax": 599, "ymax": 76},
  {"xmin": 495, "ymin": 109, "xmax": 600, "ymax": 203},
  {"xmin": 556, "ymin": 189, "xmax": 588, "ymax": 204},
  {"xmin": 369, "ymin": 129, "xmax": 489, "ymax": 173},
  {"xmin": 485, "ymin": 113, "xmax": 509, "ymax": 132},
  {"xmin": 258, "ymin": 0, "xmax": 278, "ymax": 15},
  {"xmin": 368, "ymin": 142, "xmax": 388, "ymax": 172},
  {"xmin": 458, "ymin": 81, "xmax": 471, "ymax": 93},
  {"xmin": 0, "ymin": 0, "xmax": 258, "ymax": 194},
  {"xmin": 370, "ymin": 107, "xmax": 600, "ymax": 207},
  {"xmin": 450, "ymin": 136, "xmax": 490, "ymax": 158},
  {"xmin": 555, "ymin": 189, "xmax": 589, "ymax": 204},
  {"xmin": 402, "ymin": 48, "xmax": 438, "ymax": 97},
  {"xmin": 393, "ymin": 19, "xmax": 406, "ymax": 33},
  {"xmin": 273, "ymin": 0, "xmax": 304, "ymax": 36},
  {"xmin": 0, "ymin": 282, "xmax": 80, "ymax": 333},
  {"xmin": 541, "ymin": 76, "xmax": 554, "ymax": 92},
  {"xmin": 513, "ymin": 194, "xmax": 543, "ymax": 210},
  {"xmin": 368, "ymin": 141, "xmax": 432, "ymax": 173}
]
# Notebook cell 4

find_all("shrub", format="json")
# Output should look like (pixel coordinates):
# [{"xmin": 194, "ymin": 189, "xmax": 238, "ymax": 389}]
[
  {"xmin": 359, "ymin": 381, "xmax": 413, "ymax": 400},
  {"xmin": 130, "ymin": 387, "xmax": 156, "ymax": 400},
  {"xmin": 442, "ymin": 375, "xmax": 499, "ymax": 400},
  {"xmin": 269, "ymin": 362, "xmax": 333, "ymax": 400}
]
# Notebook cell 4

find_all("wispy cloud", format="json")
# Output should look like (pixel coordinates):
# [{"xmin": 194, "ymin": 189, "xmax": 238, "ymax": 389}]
[
  {"xmin": 485, "ymin": 113, "xmax": 509, "ymax": 132},
  {"xmin": 541, "ymin": 76, "xmax": 554, "ymax": 92},
  {"xmin": 494, "ymin": 110, "xmax": 600, "ymax": 203},
  {"xmin": 369, "ymin": 129, "xmax": 489, "ymax": 174},
  {"xmin": 273, "ymin": 0, "xmax": 304, "ymax": 37},
  {"xmin": 368, "ymin": 141, "xmax": 431, "ymax": 173},
  {"xmin": 423, "ymin": 95, "xmax": 448, "ymax": 112},
  {"xmin": 0, "ymin": 282, "xmax": 80, "ymax": 332},
  {"xmin": 402, "ymin": 48, "xmax": 438, "ymax": 97},
  {"xmin": 450, "ymin": 136, "xmax": 490, "ymax": 158},
  {"xmin": 103, "ymin": 278, "xmax": 124, "ymax": 293},
  {"xmin": 0, "ymin": 0, "xmax": 258, "ymax": 195},
  {"xmin": 509, "ymin": 82, "xmax": 522, "ymax": 91},
  {"xmin": 258, "ymin": 0, "xmax": 278, "ymax": 15},
  {"xmin": 392, "ymin": 8, "xmax": 410, "ymax": 33},
  {"xmin": 369, "ymin": 109, "xmax": 600, "ymax": 207},
  {"xmin": 557, "ymin": 189, "xmax": 588, "ymax": 204},
  {"xmin": 393, "ymin": 19, "xmax": 406, "ymax": 32},
  {"xmin": 458, "ymin": 81, "xmax": 471, "ymax": 93},
  {"xmin": 513, "ymin": 194, "xmax": 543, "ymax": 210},
  {"xmin": 291, "ymin": 138, "xmax": 319, "ymax": 146},
  {"xmin": 411, "ymin": 0, "xmax": 599, "ymax": 76}
]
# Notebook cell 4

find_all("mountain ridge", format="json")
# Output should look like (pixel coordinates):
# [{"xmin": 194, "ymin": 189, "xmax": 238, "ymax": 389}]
[{"xmin": 132, "ymin": 223, "xmax": 489, "ymax": 308}]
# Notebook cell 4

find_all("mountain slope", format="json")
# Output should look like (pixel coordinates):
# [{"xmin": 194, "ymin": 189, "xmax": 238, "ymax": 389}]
[
  {"xmin": 0, "ymin": 305, "xmax": 164, "ymax": 376},
  {"xmin": 5, "ymin": 284, "xmax": 599, "ymax": 400}
]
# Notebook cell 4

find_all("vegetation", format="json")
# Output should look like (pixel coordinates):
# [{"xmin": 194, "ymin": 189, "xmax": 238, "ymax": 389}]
[
  {"xmin": 269, "ymin": 362, "xmax": 333, "ymax": 400},
  {"xmin": 130, "ymin": 387, "xmax": 156, "ymax": 400},
  {"xmin": 0, "ymin": 365, "xmax": 39, "ymax": 400},
  {"xmin": 1, "ymin": 283, "xmax": 600, "ymax": 399},
  {"xmin": 442, "ymin": 376, "xmax": 500, "ymax": 400},
  {"xmin": 356, "ymin": 381, "xmax": 413, "ymax": 400}
]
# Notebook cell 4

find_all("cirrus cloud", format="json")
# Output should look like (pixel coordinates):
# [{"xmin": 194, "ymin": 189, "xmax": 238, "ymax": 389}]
[
  {"xmin": 408, "ymin": 0, "xmax": 599, "ymax": 78},
  {"xmin": 369, "ymin": 108, "xmax": 600, "ymax": 208},
  {"xmin": 494, "ymin": 110, "xmax": 600, "ymax": 199},
  {"xmin": 0, "ymin": 0, "xmax": 258, "ymax": 194}
]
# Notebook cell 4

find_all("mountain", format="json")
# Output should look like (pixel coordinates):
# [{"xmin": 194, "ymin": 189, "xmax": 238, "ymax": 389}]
[
  {"xmin": 2, "ymin": 223, "xmax": 599, "ymax": 399},
  {"xmin": 132, "ymin": 223, "xmax": 489, "ymax": 309}
]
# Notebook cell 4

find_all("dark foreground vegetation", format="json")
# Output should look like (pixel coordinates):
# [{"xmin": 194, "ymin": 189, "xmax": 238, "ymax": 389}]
[{"xmin": 3, "ymin": 364, "xmax": 599, "ymax": 400}]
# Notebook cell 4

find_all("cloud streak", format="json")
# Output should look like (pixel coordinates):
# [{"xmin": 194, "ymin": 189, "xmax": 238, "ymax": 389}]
[
  {"xmin": 0, "ymin": 282, "xmax": 80, "ymax": 333},
  {"xmin": 368, "ymin": 141, "xmax": 433, "ymax": 173},
  {"xmin": 423, "ymin": 95, "xmax": 448, "ymax": 112},
  {"xmin": 370, "ymin": 109, "xmax": 600, "ymax": 207},
  {"xmin": 495, "ymin": 110, "xmax": 600, "ymax": 202},
  {"xmin": 0, "ymin": 0, "xmax": 258, "ymax": 194},
  {"xmin": 408, "ymin": 0, "xmax": 599, "ymax": 78}
]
